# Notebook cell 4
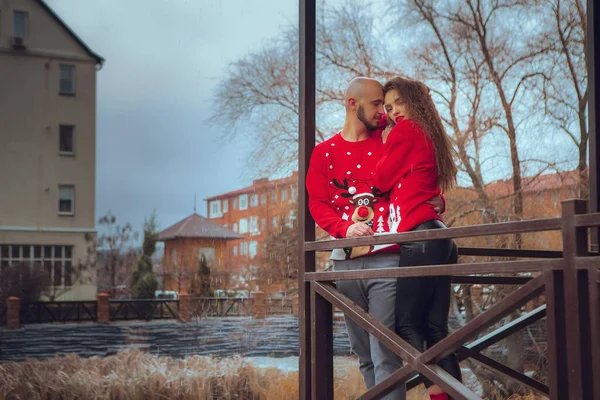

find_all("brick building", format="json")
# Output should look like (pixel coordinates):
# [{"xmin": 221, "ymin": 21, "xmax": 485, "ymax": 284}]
[
  {"xmin": 156, "ymin": 213, "xmax": 243, "ymax": 294},
  {"xmin": 446, "ymin": 169, "xmax": 581, "ymax": 250},
  {"xmin": 205, "ymin": 172, "xmax": 301, "ymax": 289}
]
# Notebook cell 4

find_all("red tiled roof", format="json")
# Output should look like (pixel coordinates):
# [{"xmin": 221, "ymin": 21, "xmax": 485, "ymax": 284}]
[
  {"xmin": 157, "ymin": 213, "xmax": 244, "ymax": 241},
  {"xmin": 204, "ymin": 171, "xmax": 299, "ymax": 201},
  {"xmin": 484, "ymin": 169, "xmax": 581, "ymax": 197}
]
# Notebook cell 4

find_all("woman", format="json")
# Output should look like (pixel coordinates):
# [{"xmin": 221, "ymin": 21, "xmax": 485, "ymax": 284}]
[{"xmin": 374, "ymin": 76, "xmax": 461, "ymax": 400}]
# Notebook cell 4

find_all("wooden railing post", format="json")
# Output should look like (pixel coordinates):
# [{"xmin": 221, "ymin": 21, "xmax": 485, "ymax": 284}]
[
  {"xmin": 251, "ymin": 291, "xmax": 266, "ymax": 319},
  {"xmin": 96, "ymin": 292, "xmax": 110, "ymax": 323},
  {"xmin": 561, "ymin": 199, "xmax": 590, "ymax": 399},
  {"xmin": 298, "ymin": 0, "xmax": 316, "ymax": 398},
  {"xmin": 6, "ymin": 296, "xmax": 21, "ymax": 329},
  {"xmin": 546, "ymin": 270, "xmax": 569, "ymax": 400},
  {"xmin": 310, "ymin": 282, "xmax": 333, "ymax": 400}
]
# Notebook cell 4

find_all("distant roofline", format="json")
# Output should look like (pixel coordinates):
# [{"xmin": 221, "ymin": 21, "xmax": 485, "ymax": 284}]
[
  {"xmin": 38, "ymin": 0, "xmax": 105, "ymax": 66},
  {"xmin": 204, "ymin": 171, "xmax": 298, "ymax": 202},
  {"xmin": 156, "ymin": 213, "xmax": 244, "ymax": 241}
]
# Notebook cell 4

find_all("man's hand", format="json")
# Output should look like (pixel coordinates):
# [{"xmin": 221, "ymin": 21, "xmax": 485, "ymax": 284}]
[
  {"xmin": 346, "ymin": 222, "xmax": 374, "ymax": 238},
  {"xmin": 427, "ymin": 195, "xmax": 444, "ymax": 215}
]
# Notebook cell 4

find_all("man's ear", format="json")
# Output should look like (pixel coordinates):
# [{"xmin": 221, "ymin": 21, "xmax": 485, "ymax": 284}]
[{"xmin": 347, "ymin": 98, "xmax": 357, "ymax": 111}]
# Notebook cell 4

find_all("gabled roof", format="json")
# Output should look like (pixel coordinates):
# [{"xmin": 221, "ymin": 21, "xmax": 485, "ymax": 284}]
[
  {"xmin": 157, "ymin": 213, "xmax": 244, "ymax": 241},
  {"xmin": 38, "ymin": 0, "xmax": 105, "ymax": 66}
]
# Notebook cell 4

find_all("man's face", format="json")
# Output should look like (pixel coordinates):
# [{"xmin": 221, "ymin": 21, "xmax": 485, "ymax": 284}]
[{"xmin": 354, "ymin": 83, "xmax": 384, "ymax": 131}]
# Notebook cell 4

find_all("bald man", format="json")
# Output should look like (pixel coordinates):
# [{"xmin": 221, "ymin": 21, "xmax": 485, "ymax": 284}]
[{"xmin": 306, "ymin": 77, "xmax": 406, "ymax": 400}]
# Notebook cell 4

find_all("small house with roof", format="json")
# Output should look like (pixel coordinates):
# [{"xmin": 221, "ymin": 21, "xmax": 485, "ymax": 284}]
[{"xmin": 157, "ymin": 213, "xmax": 243, "ymax": 293}]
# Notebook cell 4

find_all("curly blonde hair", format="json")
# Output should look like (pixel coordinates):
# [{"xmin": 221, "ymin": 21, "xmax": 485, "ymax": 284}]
[{"xmin": 383, "ymin": 77, "xmax": 457, "ymax": 192}]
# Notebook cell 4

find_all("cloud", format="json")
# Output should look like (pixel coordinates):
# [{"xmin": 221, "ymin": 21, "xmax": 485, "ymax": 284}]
[{"xmin": 44, "ymin": 0, "xmax": 298, "ymax": 235}]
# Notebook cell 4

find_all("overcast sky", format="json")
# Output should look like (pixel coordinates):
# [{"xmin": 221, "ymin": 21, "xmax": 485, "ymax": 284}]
[{"xmin": 45, "ymin": 0, "xmax": 298, "ymax": 237}]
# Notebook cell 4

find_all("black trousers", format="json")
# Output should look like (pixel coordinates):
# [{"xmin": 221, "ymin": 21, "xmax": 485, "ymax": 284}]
[{"xmin": 395, "ymin": 219, "xmax": 462, "ymax": 387}]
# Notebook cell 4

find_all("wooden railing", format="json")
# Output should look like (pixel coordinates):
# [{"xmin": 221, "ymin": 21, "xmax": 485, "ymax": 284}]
[
  {"xmin": 109, "ymin": 299, "xmax": 179, "ymax": 321},
  {"xmin": 298, "ymin": 200, "xmax": 600, "ymax": 400},
  {"xmin": 19, "ymin": 301, "xmax": 98, "ymax": 324}
]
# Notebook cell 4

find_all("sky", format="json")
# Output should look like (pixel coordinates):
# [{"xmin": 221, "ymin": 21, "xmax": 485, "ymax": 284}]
[{"xmin": 45, "ymin": 0, "xmax": 299, "ymax": 238}]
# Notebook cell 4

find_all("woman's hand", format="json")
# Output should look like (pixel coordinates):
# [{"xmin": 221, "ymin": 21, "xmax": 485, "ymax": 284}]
[{"xmin": 381, "ymin": 125, "xmax": 393, "ymax": 144}]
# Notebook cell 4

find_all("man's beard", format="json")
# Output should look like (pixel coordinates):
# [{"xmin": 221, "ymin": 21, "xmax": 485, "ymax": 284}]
[{"xmin": 357, "ymin": 105, "xmax": 380, "ymax": 131}]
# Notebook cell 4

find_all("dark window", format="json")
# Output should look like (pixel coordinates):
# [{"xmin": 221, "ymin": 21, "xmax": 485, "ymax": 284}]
[{"xmin": 59, "ymin": 125, "xmax": 74, "ymax": 153}]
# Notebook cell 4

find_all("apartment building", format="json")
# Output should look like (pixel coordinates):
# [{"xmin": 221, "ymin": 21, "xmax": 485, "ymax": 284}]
[
  {"xmin": 205, "ymin": 172, "xmax": 300, "ymax": 284},
  {"xmin": 0, "ymin": 0, "xmax": 104, "ymax": 300}
]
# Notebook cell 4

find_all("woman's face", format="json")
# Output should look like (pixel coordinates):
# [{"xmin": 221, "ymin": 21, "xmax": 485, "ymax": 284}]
[{"xmin": 384, "ymin": 89, "xmax": 411, "ymax": 124}]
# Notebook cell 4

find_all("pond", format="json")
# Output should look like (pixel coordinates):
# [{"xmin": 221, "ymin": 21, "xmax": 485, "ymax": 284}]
[{"xmin": 0, "ymin": 316, "xmax": 351, "ymax": 362}]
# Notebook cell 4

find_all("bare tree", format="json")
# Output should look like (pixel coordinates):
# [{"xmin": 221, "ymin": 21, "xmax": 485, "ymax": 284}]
[
  {"xmin": 210, "ymin": 1, "xmax": 392, "ymax": 177},
  {"xmin": 96, "ymin": 211, "xmax": 139, "ymax": 296},
  {"xmin": 257, "ymin": 219, "xmax": 298, "ymax": 290},
  {"xmin": 541, "ymin": 0, "xmax": 588, "ymax": 196}
]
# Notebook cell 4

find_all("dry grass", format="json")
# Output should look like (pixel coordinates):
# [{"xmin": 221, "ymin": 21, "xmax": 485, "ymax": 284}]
[{"xmin": 0, "ymin": 350, "xmax": 545, "ymax": 400}]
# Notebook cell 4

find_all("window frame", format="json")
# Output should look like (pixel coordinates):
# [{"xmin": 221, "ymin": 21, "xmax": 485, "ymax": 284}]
[
  {"xmin": 59, "ymin": 124, "xmax": 75, "ymax": 155},
  {"xmin": 13, "ymin": 10, "xmax": 28, "ymax": 39},
  {"xmin": 58, "ymin": 185, "xmax": 75, "ymax": 216},
  {"xmin": 59, "ymin": 64, "xmax": 76, "ymax": 96},
  {"xmin": 239, "ymin": 194, "xmax": 248, "ymax": 210}
]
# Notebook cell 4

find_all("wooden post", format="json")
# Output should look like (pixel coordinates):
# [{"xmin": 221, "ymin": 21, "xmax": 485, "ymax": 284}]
[
  {"xmin": 97, "ymin": 292, "xmax": 110, "ymax": 323},
  {"xmin": 561, "ymin": 199, "xmax": 590, "ymax": 399},
  {"xmin": 252, "ymin": 291, "xmax": 266, "ymax": 319},
  {"xmin": 6, "ymin": 296, "xmax": 21, "ymax": 329},
  {"xmin": 299, "ymin": 0, "xmax": 316, "ymax": 398},
  {"xmin": 588, "ymin": 0, "xmax": 600, "ymax": 252},
  {"xmin": 310, "ymin": 282, "xmax": 333, "ymax": 400},
  {"xmin": 179, "ymin": 292, "xmax": 190, "ymax": 322}
]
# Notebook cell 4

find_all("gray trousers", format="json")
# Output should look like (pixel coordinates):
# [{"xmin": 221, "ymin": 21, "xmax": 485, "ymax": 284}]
[{"xmin": 333, "ymin": 252, "xmax": 406, "ymax": 400}]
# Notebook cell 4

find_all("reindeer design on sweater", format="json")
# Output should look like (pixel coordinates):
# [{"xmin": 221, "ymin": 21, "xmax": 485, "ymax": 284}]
[{"xmin": 331, "ymin": 176, "xmax": 387, "ymax": 259}]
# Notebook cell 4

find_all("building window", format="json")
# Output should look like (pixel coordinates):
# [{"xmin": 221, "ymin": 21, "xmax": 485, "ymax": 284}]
[
  {"xmin": 260, "ymin": 218, "xmax": 266, "ymax": 230},
  {"xmin": 239, "ymin": 218, "xmax": 248, "ymax": 234},
  {"xmin": 59, "ymin": 125, "xmax": 75, "ymax": 154},
  {"xmin": 249, "ymin": 241, "xmax": 258, "ymax": 259},
  {"xmin": 197, "ymin": 247, "xmax": 216, "ymax": 262},
  {"xmin": 281, "ymin": 188, "xmax": 288, "ymax": 202},
  {"xmin": 232, "ymin": 198, "xmax": 238, "ymax": 210},
  {"xmin": 272, "ymin": 216, "xmax": 278, "ymax": 228},
  {"xmin": 240, "ymin": 242, "xmax": 248, "ymax": 255},
  {"xmin": 0, "ymin": 244, "xmax": 73, "ymax": 287},
  {"xmin": 260, "ymin": 193, "xmax": 266, "ymax": 205},
  {"xmin": 233, "ymin": 223, "xmax": 238, "ymax": 232},
  {"xmin": 233, "ymin": 245, "xmax": 238, "ymax": 257},
  {"xmin": 210, "ymin": 200, "xmax": 221, "ymax": 218},
  {"xmin": 271, "ymin": 191, "xmax": 277, "ymax": 203},
  {"xmin": 249, "ymin": 216, "xmax": 259, "ymax": 234},
  {"xmin": 222, "ymin": 199, "xmax": 228, "ymax": 213},
  {"xmin": 288, "ymin": 210, "xmax": 297, "ymax": 226},
  {"xmin": 250, "ymin": 194, "xmax": 258, "ymax": 207},
  {"xmin": 58, "ymin": 185, "xmax": 75, "ymax": 215},
  {"xmin": 239, "ymin": 194, "xmax": 248, "ymax": 210},
  {"xmin": 59, "ymin": 65, "xmax": 76, "ymax": 95},
  {"xmin": 13, "ymin": 11, "xmax": 28, "ymax": 38},
  {"xmin": 291, "ymin": 185, "xmax": 297, "ymax": 202}
]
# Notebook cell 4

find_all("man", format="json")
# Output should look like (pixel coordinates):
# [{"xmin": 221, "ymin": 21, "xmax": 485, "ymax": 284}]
[
  {"xmin": 306, "ymin": 77, "xmax": 443, "ymax": 399},
  {"xmin": 306, "ymin": 77, "xmax": 404, "ymax": 399}
]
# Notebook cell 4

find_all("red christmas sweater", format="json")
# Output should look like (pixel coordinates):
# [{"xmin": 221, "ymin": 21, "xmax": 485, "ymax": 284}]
[
  {"xmin": 374, "ymin": 118, "xmax": 443, "ymax": 233},
  {"xmin": 306, "ymin": 130, "xmax": 397, "ymax": 259}
]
